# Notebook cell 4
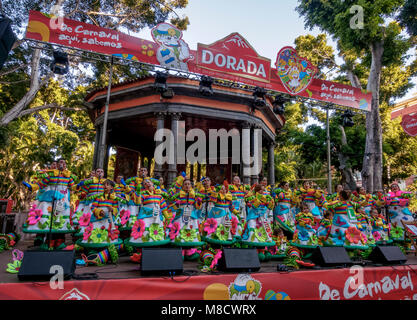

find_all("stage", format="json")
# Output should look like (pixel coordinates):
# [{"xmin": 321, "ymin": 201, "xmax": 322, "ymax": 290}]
[{"xmin": 1, "ymin": 237, "xmax": 417, "ymax": 300}]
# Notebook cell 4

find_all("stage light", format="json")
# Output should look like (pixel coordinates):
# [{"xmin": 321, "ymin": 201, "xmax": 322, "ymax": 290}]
[
  {"xmin": 50, "ymin": 50, "xmax": 69, "ymax": 75},
  {"xmin": 341, "ymin": 109, "xmax": 354, "ymax": 127},
  {"xmin": 199, "ymin": 75, "xmax": 214, "ymax": 96},
  {"xmin": 273, "ymin": 95, "xmax": 287, "ymax": 115},
  {"xmin": 0, "ymin": 16, "xmax": 16, "ymax": 71},
  {"xmin": 154, "ymin": 71, "xmax": 174, "ymax": 99},
  {"xmin": 252, "ymin": 86, "xmax": 267, "ymax": 108}
]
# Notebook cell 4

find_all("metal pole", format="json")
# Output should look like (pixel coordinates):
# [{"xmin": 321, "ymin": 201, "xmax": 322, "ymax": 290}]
[
  {"xmin": 98, "ymin": 56, "xmax": 114, "ymax": 169},
  {"xmin": 326, "ymin": 107, "xmax": 332, "ymax": 193}
]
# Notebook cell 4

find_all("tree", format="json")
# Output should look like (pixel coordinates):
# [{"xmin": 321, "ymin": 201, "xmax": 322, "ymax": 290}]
[
  {"xmin": 0, "ymin": 0, "xmax": 190, "ymax": 126},
  {"xmin": 296, "ymin": 0, "xmax": 416, "ymax": 192}
]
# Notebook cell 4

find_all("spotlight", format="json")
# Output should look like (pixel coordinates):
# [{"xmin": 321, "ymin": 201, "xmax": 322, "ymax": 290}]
[
  {"xmin": 272, "ymin": 95, "xmax": 287, "ymax": 115},
  {"xmin": 0, "ymin": 16, "xmax": 16, "ymax": 71},
  {"xmin": 50, "ymin": 50, "xmax": 69, "ymax": 75},
  {"xmin": 199, "ymin": 75, "xmax": 214, "ymax": 96},
  {"xmin": 341, "ymin": 109, "xmax": 354, "ymax": 127},
  {"xmin": 154, "ymin": 71, "xmax": 168, "ymax": 93},
  {"xmin": 252, "ymin": 86, "xmax": 267, "ymax": 108}
]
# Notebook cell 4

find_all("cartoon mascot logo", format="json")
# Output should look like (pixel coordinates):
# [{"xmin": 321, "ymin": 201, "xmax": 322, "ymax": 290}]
[
  {"xmin": 228, "ymin": 274, "xmax": 262, "ymax": 300},
  {"xmin": 151, "ymin": 23, "xmax": 191, "ymax": 71}
]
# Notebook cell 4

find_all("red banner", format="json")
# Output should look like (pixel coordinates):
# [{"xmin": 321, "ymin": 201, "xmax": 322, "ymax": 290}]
[
  {"xmin": 25, "ymin": 10, "xmax": 372, "ymax": 111},
  {"xmin": 1, "ymin": 265, "xmax": 417, "ymax": 300},
  {"xmin": 401, "ymin": 113, "xmax": 417, "ymax": 137}
]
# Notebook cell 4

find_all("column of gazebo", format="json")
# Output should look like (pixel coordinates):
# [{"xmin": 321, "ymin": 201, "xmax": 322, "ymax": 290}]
[
  {"xmin": 153, "ymin": 112, "xmax": 166, "ymax": 179},
  {"xmin": 267, "ymin": 140, "xmax": 276, "ymax": 186},
  {"xmin": 167, "ymin": 112, "xmax": 182, "ymax": 187}
]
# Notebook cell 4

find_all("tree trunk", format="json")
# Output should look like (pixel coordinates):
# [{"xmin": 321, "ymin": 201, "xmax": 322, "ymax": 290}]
[
  {"xmin": 0, "ymin": 49, "xmax": 53, "ymax": 126},
  {"xmin": 338, "ymin": 125, "xmax": 357, "ymax": 191},
  {"xmin": 361, "ymin": 41, "xmax": 384, "ymax": 192}
]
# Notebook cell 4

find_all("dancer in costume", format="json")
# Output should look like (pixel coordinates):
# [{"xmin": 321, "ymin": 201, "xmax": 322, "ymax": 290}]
[
  {"xmin": 326, "ymin": 184, "xmax": 343, "ymax": 202},
  {"xmin": 228, "ymin": 176, "xmax": 249, "ymax": 237},
  {"xmin": 125, "ymin": 179, "xmax": 172, "ymax": 247},
  {"xmin": 77, "ymin": 179, "xmax": 123, "ymax": 250},
  {"xmin": 385, "ymin": 182, "xmax": 414, "ymax": 238},
  {"xmin": 196, "ymin": 177, "xmax": 216, "ymax": 223},
  {"xmin": 23, "ymin": 159, "xmax": 77, "ymax": 249},
  {"xmin": 72, "ymin": 170, "xmax": 95, "ymax": 226},
  {"xmin": 369, "ymin": 207, "xmax": 391, "ymax": 244},
  {"xmin": 355, "ymin": 206, "xmax": 376, "ymax": 246},
  {"xmin": 202, "ymin": 184, "xmax": 239, "ymax": 245},
  {"xmin": 241, "ymin": 184, "xmax": 275, "ymax": 247},
  {"xmin": 291, "ymin": 202, "xmax": 320, "ymax": 248},
  {"xmin": 324, "ymin": 190, "xmax": 368, "ymax": 249},
  {"xmin": 316, "ymin": 210, "xmax": 333, "ymax": 245},
  {"xmin": 297, "ymin": 181, "xmax": 324, "ymax": 219},
  {"xmin": 273, "ymin": 181, "xmax": 296, "ymax": 232},
  {"xmin": 169, "ymin": 177, "xmax": 205, "ymax": 248},
  {"xmin": 113, "ymin": 175, "xmax": 130, "ymax": 226},
  {"xmin": 353, "ymin": 187, "xmax": 384, "ymax": 216},
  {"xmin": 73, "ymin": 168, "xmax": 105, "ymax": 237}
]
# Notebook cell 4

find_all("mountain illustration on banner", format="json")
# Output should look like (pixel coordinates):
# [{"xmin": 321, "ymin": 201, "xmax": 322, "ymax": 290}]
[
  {"xmin": 275, "ymin": 47, "xmax": 317, "ymax": 95},
  {"xmin": 197, "ymin": 33, "xmax": 271, "ymax": 83}
]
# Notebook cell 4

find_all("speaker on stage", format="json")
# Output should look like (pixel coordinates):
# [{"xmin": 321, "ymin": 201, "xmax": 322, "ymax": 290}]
[
  {"xmin": 141, "ymin": 248, "xmax": 183, "ymax": 276},
  {"xmin": 368, "ymin": 246, "xmax": 407, "ymax": 265},
  {"xmin": 311, "ymin": 247, "xmax": 353, "ymax": 267},
  {"xmin": 218, "ymin": 248, "xmax": 260, "ymax": 272},
  {"xmin": 18, "ymin": 250, "xmax": 75, "ymax": 281}
]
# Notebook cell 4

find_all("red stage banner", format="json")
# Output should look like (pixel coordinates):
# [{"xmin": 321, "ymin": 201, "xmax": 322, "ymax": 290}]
[
  {"xmin": 25, "ymin": 10, "xmax": 372, "ymax": 111},
  {"xmin": 1, "ymin": 266, "xmax": 416, "ymax": 300}
]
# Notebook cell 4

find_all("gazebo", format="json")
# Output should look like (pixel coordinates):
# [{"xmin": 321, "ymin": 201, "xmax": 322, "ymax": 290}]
[{"xmin": 85, "ymin": 76, "xmax": 284, "ymax": 186}]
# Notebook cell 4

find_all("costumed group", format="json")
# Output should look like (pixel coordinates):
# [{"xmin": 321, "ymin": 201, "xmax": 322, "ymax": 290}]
[{"xmin": 21, "ymin": 158, "xmax": 416, "ymax": 270}]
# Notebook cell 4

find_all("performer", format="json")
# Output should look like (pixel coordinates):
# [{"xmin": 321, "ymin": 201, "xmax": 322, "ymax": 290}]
[
  {"xmin": 113, "ymin": 175, "xmax": 131, "ymax": 226},
  {"xmin": 78, "ymin": 179, "xmax": 123, "ymax": 249},
  {"xmin": 241, "ymin": 184, "xmax": 275, "ymax": 247},
  {"xmin": 353, "ymin": 186, "xmax": 384, "ymax": 216},
  {"xmin": 202, "ymin": 184, "xmax": 239, "ymax": 245},
  {"xmin": 385, "ymin": 182, "xmax": 414, "ymax": 233},
  {"xmin": 324, "ymin": 191, "xmax": 368, "ymax": 249},
  {"xmin": 291, "ymin": 202, "xmax": 320, "ymax": 248},
  {"xmin": 355, "ymin": 206, "xmax": 376, "ymax": 246},
  {"xmin": 196, "ymin": 177, "xmax": 216, "ymax": 223},
  {"xmin": 326, "ymin": 184, "xmax": 344, "ymax": 202},
  {"xmin": 297, "ymin": 181, "xmax": 323, "ymax": 219},
  {"xmin": 169, "ymin": 177, "xmax": 205, "ymax": 247},
  {"xmin": 72, "ymin": 170, "xmax": 96, "ymax": 226},
  {"xmin": 369, "ymin": 207, "xmax": 391, "ymax": 244},
  {"xmin": 316, "ymin": 210, "xmax": 333, "ymax": 245},
  {"xmin": 125, "ymin": 179, "xmax": 172, "ymax": 247},
  {"xmin": 273, "ymin": 181, "xmax": 296, "ymax": 232},
  {"xmin": 23, "ymin": 159, "xmax": 77, "ymax": 249},
  {"xmin": 228, "ymin": 176, "xmax": 249, "ymax": 236}
]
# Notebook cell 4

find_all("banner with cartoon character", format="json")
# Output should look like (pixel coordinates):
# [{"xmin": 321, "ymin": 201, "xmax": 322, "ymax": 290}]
[
  {"xmin": 1, "ymin": 266, "xmax": 417, "ymax": 300},
  {"xmin": 25, "ymin": 10, "xmax": 372, "ymax": 111}
]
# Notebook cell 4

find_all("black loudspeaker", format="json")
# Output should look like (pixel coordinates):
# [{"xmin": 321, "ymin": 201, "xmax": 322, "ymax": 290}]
[
  {"xmin": 218, "ymin": 248, "xmax": 260, "ymax": 272},
  {"xmin": 141, "ymin": 248, "xmax": 183, "ymax": 276},
  {"xmin": 18, "ymin": 250, "xmax": 75, "ymax": 281},
  {"xmin": 368, "ymin": 246, "xmax": 407, "ymax": 265},
  {"xmin": 312, "ymin": 247, "xmax": 353, "ymax": 267}
]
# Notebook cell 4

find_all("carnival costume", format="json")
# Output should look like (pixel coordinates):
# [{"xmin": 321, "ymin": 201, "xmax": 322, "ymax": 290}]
[
  {"xmin": 125, "ymin": 187, "xmax": 172, "ymax": 247},
  {"xmin": 324, "ymin": 200, "xmax": 368, "ymax": 249},
  {"xmin": 202, "ymin": 190, "xmax": 239, "ymax": 245},
  {"xmin": 241, "ymin": 191, "xmax": 275, "ymax": 247},
  {"xmin": 77, "ymin": 191, "xmax": 124, "ymax": 249},
  {"xmin": 23, "ymin": 169, "xmax": 77, "ymax": 236},
  {"xmin": 273, "ymin": 187, "xmax": 297, "ymax": 232},
  {"xmin": 385, "ymin": 189, "xmax": 414, "ymax": 236},
  {"xmin": 298, "ymin": 187, "xmax": 324, "ymax": 219},
  {"xmin": 169, "ymin": 183, "xmax": 205, "ymax": 247},
  {"xmin": 291, "ymin": 211, "xmax": 320, "ymax": 248}
]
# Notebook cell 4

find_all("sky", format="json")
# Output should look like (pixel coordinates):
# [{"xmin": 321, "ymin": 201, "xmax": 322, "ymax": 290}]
[{"xmin": 133, "ymin": 0, "xmax": 416, "ymax": 104}]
